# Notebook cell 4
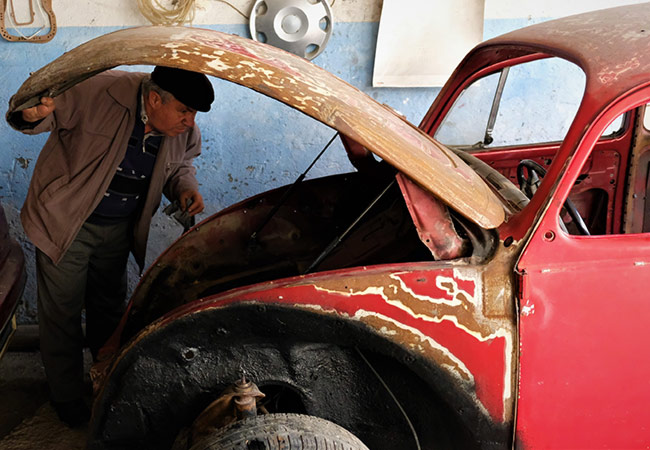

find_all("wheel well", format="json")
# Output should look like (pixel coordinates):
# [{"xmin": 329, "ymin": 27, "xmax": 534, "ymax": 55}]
[{"xmin": 89, "ymin": 304, "xmax": 509, "ymax": 449}]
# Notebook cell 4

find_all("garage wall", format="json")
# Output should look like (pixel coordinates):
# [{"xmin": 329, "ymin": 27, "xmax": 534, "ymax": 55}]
[{"xmin": 0, "ymin": 0, "xmax": 643, "ymax": 323}]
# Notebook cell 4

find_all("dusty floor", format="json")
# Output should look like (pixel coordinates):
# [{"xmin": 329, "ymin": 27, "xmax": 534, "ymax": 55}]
[{"xmin": 0, "ymin": 349, "xmax": 90, "ymax": 449}]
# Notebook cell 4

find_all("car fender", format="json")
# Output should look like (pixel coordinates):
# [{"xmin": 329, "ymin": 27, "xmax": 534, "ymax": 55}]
[{"xmin": 90, "ymin": 262, "xmax": 515, "ymax": 448}]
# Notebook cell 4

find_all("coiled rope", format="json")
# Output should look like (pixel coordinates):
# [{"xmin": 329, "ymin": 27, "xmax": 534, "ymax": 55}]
[
  {"xmin": 137, "ymin": 0, "xmax": 333, "ymax": 26},
  {"xmin": 137, "ymin": 0, "xmax": 196, "ymax": 26}
]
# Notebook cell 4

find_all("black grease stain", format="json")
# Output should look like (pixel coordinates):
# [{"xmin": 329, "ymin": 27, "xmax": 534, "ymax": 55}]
[{"xmin": 16, "ymin": 157, "xmax": 31, "ymax": 169}]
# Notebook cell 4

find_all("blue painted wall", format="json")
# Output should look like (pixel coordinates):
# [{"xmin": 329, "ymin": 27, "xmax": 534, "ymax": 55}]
[{"xmin": 1, "ymin": 18, "xmax": 540, "ymax": 323}]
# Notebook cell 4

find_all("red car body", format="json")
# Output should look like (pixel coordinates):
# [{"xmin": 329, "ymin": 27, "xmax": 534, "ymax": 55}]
[
  {"xmin": 7, "ymin": 4, "xmax": 650, "ymax": 449},
  {"xmin": 419, "ymin": 6, "xmax": 650, "ymax": 447}
]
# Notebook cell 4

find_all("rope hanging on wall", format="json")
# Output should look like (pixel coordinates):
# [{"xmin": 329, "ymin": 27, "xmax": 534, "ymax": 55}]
[
  {"xmin": 137, "ymin": 0, "xmax": 330, "ymax": 26},
  {"xmin": 137, "ymin": 0, "xmax": 196, "ymax": 26}
]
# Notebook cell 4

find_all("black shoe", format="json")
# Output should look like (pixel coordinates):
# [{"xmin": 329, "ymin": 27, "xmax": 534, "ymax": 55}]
[{"xmin": 51, "ymin": 398, "xmax": 90, "ymax": 427}]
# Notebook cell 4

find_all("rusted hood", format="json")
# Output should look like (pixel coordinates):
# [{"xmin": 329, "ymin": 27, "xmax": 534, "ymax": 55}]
[{"xmin": 6, "ymin": 26, "xmax": 505, "ymax": 229}]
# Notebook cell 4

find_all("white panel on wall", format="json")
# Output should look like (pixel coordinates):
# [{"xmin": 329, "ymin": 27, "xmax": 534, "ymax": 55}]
[{"xmin": 372, "ymin": 0, "xmax": 485, "ymax": 88}]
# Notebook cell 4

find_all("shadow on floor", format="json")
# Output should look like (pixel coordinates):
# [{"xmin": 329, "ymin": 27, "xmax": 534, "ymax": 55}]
[{"xmin": 0, "ymin": 351, "xmax": 91, "ymax": 449}]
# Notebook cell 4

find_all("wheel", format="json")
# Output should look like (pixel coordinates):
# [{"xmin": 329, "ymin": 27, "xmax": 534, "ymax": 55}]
[{"xmin": 189, "ymin": 413, "xmax": 369, "ymax": 450}]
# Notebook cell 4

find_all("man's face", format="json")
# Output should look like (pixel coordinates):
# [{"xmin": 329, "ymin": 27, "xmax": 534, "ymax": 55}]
[{"xmin": 146, "ymin": 91, "xmax": 197, "ymax": 137}]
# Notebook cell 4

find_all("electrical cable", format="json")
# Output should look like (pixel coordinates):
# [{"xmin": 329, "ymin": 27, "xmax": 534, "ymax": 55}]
[
  {"xmin": 137, "ymin": 0, "xmax": 197, "ymax": 25},
  {"xmin": 6, "ymin": 0, "xmax": 47, "ymax": 40},
  {"xmin": 355, "ymin": 348, "xmax": 421, "ymax": 450}
]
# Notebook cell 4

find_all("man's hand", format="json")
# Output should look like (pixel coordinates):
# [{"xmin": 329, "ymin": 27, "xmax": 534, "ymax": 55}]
[
  {"xmin": 22, "ymin": 97, "xmax": 55, "ymax": 122},
  {"xmin": 178, "ymin": 190, "xmax": 204, "ymax": 216}
]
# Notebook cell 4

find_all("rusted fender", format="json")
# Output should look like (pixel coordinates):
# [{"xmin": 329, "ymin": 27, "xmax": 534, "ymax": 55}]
[
  {"xmin": 116, "ymin": 262, "xmax": 516, "ymax": 425},
  {"xmin": 6, "ymin": 26, "xmax": 505, "ymax": 229}
]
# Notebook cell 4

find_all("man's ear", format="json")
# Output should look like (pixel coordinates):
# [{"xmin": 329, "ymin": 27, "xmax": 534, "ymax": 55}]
[{"xmin": 148, "ymin": 91, "xmax": 162, "ymax": 109}]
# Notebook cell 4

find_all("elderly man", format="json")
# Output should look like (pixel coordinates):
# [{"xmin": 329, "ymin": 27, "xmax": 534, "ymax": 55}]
[{"xmin": 9, "ymin": 66, "xmax": 214, "ymax": 426}]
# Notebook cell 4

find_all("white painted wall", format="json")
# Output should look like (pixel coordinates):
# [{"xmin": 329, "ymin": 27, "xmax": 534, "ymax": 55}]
[
  {"xmin": 46, "ymin": 0, "xmax": 380, "ymax": 26},
  {"xmin": 39, "ymin": 0, "xmax": 650, "ymax": 27},
  {"xmin": 484, "ymin": 0, "xmax": 648, "ymax": 18}
]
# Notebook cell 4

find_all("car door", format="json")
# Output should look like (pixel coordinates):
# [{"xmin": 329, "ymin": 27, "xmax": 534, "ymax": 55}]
[
  {"xmin": 423, "ymin": 49, "xmax": 650, "ymax": 447},
  {"xmin": 515, "ymin": 87, "xmax": 650, "ymax": 448}
]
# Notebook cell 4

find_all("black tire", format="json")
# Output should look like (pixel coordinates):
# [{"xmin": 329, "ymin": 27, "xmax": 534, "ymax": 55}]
[{"xmin": 190, "ymin": 413, "xmax": 369, "ymax": 450}]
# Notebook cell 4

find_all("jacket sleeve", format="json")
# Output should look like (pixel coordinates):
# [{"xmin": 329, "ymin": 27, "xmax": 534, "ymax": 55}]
[
  {"xmin": 164, "ymin": 125, "xmax": 202, "ymax": 201},
  {"xmin": 7, "ymin": 86, "xmax": 82, "ymax": 135},
  {"xmin": 7, "ymin": 109, "xmax": 56, "ymax": 134}
]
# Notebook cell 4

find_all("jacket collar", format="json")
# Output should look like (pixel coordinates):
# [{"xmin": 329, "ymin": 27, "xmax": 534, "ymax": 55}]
[{"xmin": 106, "ymin": 71, "xmax": 144, "ymax": 113}]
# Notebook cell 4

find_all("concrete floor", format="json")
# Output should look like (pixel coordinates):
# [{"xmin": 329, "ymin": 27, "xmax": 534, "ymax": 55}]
[{"xmin": 0, "ymin": 328, "xmax": 90, "ymax": 449}]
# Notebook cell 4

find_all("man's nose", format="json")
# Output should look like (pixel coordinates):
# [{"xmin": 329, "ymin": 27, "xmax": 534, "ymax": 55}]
[{"xmin": 183, "ymin": 111, "xmax": 196, "ymax": 127}]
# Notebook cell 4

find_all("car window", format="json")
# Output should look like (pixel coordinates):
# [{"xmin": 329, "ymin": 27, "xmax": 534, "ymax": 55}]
[
  {"xmin": 602, "ymin": 114, "xmax": 624, "ymax": 137},
  {"xmin": 434, "ymin": 57, "xmax": 586, "ymax": 148},
  {"xmin": 558, "ymin": 103, "xmax": 646, "ymax": 237},
  {"xmin": 644, "ymin": 103, "xmax": 650, "ymax": 131},
  {"xmin": 434, "ymin": 72, "xmax": 500, "ymax": 147}
]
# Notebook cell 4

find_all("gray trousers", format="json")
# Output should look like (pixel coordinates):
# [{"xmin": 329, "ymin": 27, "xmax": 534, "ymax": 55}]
[{"xmin": 36, "ymin": 221, "xmax": 131, "ymax": 402}]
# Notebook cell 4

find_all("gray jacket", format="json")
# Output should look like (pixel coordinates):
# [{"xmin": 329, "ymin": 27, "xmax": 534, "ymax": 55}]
[{"xmin": 11, "ymin": 70, "xmax": 201, "ymax": 270}]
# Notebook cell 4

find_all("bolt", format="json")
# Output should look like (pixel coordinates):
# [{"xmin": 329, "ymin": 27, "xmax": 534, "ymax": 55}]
[
  {"xmin": 543, "ymin": 230, "xmax": 555, "ymax": 242},
  {"xmin": 181, "ymin": 347, "xmax": 197, "ymax": 361}
]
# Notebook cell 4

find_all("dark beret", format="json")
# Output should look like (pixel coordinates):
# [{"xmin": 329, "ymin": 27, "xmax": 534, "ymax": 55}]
[{"xmin": 151, "ymin": 66, "xmax": 214, "ymax": 112}]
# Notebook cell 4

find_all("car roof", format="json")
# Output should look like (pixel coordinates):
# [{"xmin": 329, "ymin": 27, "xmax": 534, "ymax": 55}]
[
  {"xmin": 474, "ymin": 4, "xmax": 650, "ymax": 114},
  {"xmin": 5, "ymin": 26, "xmax": 505, "ymax": 230}
]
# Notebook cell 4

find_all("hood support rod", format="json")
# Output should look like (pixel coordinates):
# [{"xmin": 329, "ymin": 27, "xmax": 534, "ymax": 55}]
[
  {"xmin": 249, "ymin": 132, "xmax": 339, "ymax": 242},
  {"xmin": 303, "ymin": 178, "xmax": 396, "ymax": 274}
]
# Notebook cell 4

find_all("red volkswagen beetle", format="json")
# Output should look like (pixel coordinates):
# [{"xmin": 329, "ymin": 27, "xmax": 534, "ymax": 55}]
[{"xmin": 7, "ymin": 4, "xmax": 650, "ymax": 448}]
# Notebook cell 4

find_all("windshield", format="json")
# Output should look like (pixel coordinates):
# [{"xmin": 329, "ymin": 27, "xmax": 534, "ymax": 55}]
[{"xmin": 435, "ymin": 57, "xmax": 586, "ymax": 149}]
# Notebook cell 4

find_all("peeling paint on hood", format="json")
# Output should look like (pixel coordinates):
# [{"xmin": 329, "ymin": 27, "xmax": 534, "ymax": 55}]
[{"xmin": 5, "ymin": 26, "xmax": 506, "ymax": 229}]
